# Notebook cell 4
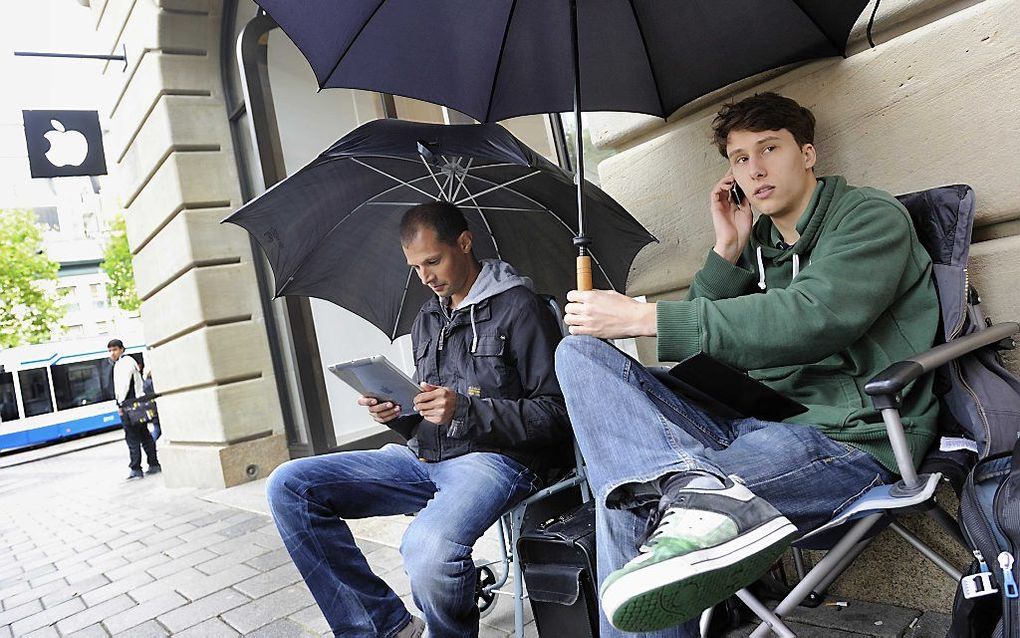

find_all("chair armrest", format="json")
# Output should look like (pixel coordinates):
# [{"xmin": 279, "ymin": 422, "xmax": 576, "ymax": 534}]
[{"xmin": 865, "ymin": 322, "xmax": 1019, "ymax": 402}]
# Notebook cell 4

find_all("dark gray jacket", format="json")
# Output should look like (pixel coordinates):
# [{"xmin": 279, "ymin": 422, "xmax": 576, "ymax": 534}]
[{"xmin": 389, "ymin": 260, "xmax": 572, "ymax": 473}]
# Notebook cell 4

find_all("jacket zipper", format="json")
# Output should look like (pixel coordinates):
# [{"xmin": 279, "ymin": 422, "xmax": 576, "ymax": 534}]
[{"xmin": 956, "ymin": 361, "xmax": 992, "ymax": 458}]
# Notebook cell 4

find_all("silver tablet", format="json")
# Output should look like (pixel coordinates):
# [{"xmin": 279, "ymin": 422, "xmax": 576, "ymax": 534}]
[{"xmin": 329, "ymin": 356, "xmax": 420, "ymax": 417}]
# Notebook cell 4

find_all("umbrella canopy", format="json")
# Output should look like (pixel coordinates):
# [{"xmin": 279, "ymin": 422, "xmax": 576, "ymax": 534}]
[
  {"xmin": 223, "ymin": 119, "xmax": 656, "ymax": 339},
  {"xmin": 256, "ymin": 0, "xmax": 872, "ymax": 123}
]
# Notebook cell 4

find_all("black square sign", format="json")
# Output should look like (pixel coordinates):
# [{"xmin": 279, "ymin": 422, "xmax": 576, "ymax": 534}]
[{"xmin": 22, "ymin": 110, "xmax": 108, "ymax": 178}]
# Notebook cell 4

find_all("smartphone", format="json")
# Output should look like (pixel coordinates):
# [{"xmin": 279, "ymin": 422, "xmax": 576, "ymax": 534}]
[{"xmin": 729, "ymin": 182, "xmax": 745, "ymax": 206}]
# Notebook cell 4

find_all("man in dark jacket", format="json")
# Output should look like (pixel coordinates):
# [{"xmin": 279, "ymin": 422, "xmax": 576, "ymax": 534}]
[{"xmin": 267, "ymin": 201, "xmax": 571, "ymax": 638}]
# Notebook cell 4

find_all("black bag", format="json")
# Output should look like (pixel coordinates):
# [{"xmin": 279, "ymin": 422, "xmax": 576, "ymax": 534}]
[
  {"xmin": 518, "ymin": 499, "xmax": 600, "ymax": 637},
  {"xmin": 949, "ymin": 438, "xmax": 1020, "ymax": 638}
]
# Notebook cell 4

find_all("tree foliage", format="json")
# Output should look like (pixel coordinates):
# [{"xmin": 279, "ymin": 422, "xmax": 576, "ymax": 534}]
[
  {"xmin": 0, "ymin": 209, "xmax": 65, "ymax": 348},
  {"xmin": 101, "ymin": 215, "xmax": 140, "ymax": 313}
]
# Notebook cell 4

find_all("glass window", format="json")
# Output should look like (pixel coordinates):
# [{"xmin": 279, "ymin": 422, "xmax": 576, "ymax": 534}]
[
  {"xmin": 0, "ymin": 372, "xmax": 19, "ymax": 422},
  {"xmin": 93, "ymin": 299, "xmax": 107, "ymax": 310},
  {"xmin": 64, "ymin": 325, "xmax": 84, "ymax": 338},
  {"xmin": 557, "ymin": 113, "xmax": 617, "ymax": 187},
  {"xmin": 52, "ymin": 359, "xmax": 115, "ymax": 411},
  {"xmin": 95, "ymin": 320, "xmax": 110, "ymax": 335},
  {"xmin": 19, "ymin": 368, "xmax": 53, "ymax": 417},
  {"xmin": 90, "ymin": 283, "xmax": 105, "ymax": 298}
]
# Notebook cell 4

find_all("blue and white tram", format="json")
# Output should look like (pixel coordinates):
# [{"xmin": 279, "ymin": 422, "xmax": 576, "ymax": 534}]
[{"xmin": 0, "ymin": 339, "xmax": 146, "ymax": 453}]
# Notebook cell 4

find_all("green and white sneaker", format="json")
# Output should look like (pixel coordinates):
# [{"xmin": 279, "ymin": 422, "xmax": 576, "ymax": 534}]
[{"xmin": 601, "ymin": 477, "xmax": 798, "ymax": 633}]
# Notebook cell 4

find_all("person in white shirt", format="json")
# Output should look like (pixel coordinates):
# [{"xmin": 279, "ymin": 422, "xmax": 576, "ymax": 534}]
[{"xmin": 108, "ymin": 339, "xmax": 159, "ymax": 480}]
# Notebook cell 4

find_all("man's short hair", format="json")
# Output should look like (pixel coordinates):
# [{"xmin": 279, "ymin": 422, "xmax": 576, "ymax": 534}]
[
  {"xmin": 400, "ymin": 201, "xmax": 469, "ymax": 246},
  {"xmin": 711, "ymin": 92, "xmax": 816, "ymax": 157},
  {"xmin": 107, "ymin": 339, "xmax": 125, "ymax": 349}
]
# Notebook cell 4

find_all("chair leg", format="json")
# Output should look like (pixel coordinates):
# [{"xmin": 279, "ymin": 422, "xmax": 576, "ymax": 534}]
[
  {"xmin": 735, "ymin": 589, "xmax": 797, "ymax": 638},
  {"xmin": 888, "ymin": 521, "xmax": 963, "ymax": 581},
  {"xmin": 510, "ymin": 508, "xmax": 526, "ymax": 638},
  {"xmin": 800, "ymin": 538, "xmax": 874, "ymax": 606},
  {"xmin": 792, "ymin": 547, "xmax": 807, "ymax": 582},
  {"xmin": 750, "ymin": 514, "xmax": 883, "ymax": 638},
  {"xmin": 925, "ymin": 505, "xmax": 968, "ymax": 549}
]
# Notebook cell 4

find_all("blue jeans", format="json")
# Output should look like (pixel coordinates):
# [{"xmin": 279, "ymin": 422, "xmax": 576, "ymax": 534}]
[
  {"xmin": 266, "ymin": 443, "xmax": 538, "ymax": 638},
  {"xmin": 555, "ymin": 337, "xmax": 893, "ymax": 638}
]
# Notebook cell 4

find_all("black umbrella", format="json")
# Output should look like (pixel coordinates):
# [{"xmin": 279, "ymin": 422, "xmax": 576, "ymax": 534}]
[
  {"xmin": 223, "ymin": 119, "xmax": 655, "ymax": 339},
  {"xmin": 253, "ymin": 0, "xmax": 876, "ymax": 288}
]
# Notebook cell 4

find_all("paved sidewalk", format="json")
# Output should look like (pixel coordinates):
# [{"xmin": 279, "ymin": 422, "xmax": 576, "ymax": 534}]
[{"xmin": 0, "ymin": 438, "xmax": 952, "ymax": 637}]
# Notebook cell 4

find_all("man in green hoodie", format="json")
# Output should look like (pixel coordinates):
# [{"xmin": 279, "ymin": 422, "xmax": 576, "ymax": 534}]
[{"xmin": 557, "ymin": 93, "xmax": 939, "ymax": 635}]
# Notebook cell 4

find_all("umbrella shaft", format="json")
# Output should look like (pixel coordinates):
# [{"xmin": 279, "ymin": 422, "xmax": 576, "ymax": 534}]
[{"xmin": 570, "ymin": 0, "xmax": 585, "ymax": 239}]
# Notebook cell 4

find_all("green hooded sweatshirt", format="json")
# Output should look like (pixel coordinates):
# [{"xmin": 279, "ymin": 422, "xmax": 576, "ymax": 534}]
[{"xmin": 656, "ymin": 175, "xmax": 939, "ymax": 474}]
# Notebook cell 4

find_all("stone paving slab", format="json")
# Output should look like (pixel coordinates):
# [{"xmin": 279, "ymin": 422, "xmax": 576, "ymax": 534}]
[{"xmin": 1, "ymin": 439, "xmax": 957, "ymax": 637}]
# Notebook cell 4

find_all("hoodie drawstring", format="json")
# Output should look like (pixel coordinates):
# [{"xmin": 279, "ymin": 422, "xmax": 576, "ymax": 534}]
[
  {"xmin": 757, "ymin": 247, "xmax": 801, "ymax": 291},
  {"xmin": 756, "ymin": 246, "xmax": 766, "ymax": 290},
  {"xmin": 470, "ymin": 304, "xmax": 478, "ymax": 354}
]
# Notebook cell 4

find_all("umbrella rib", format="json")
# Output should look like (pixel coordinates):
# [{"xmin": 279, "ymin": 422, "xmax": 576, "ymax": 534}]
[
  {"xmin": 627, "ymin": 0, "xmax": 666, "ymax": 117},
  {"xmin": 458, "ymin": 173, "xmax": 618, "ymax": 292},
  {"xmin": 320, "ymin": 0, "xmax": 389, "ymax": 89},
  {"xmin": 449, "ymin": 158, "xmax": 474, "ymax": 202},
  {"xmin": 453, "ymin": 170, "xmax": 542, "ymax": 205},
  {"xmin": 352, "ymin": 158, "xmax": 441, "ymax": 200},
  {"xmin": 275, "ymin": 172, "xmax": 439, "ymax": 296},
  {"xmin": 482, "ymin": 0, "xmax": 520, "ymax": 123},
  {"xmin": 419, "ymin": 156, "xmax": 449, "ymax": 201},
  {"xmin": 391, "ymin": 267, "xmax": 415, "ymax": 341},
  {"xmin": 458, "ymin": 180, "xmax": 502, "ymax": 260}
]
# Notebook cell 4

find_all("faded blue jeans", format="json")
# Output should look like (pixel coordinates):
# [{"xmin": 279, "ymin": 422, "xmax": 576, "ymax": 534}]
[
  {"xmin": 555, "ymin": 336, "xmax": 893, "ymax": 638},
  {"xmin": 266, "ymin": 443, "xmax": 539, "ymax": 637}
]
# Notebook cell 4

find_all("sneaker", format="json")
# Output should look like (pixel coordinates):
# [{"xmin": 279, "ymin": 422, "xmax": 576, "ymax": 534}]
[
  {"xmin": 145, "ymin": 465, "xmax": 162, "ymax": 475},
  {"xmin": 600, "ymin": 477, "xmax": 798, "ymax": 632},
  {"xmin": 126, "ymin": 470, "xmax": 144, "ymax": 481}
]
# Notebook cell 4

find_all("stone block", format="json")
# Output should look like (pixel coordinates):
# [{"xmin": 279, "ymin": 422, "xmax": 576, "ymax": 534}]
[
  {"xmin": 153, "ymin": 376, "xmax": 282, "ymax": 444},
  {"xmin": 591, "ymin": 0, "xmax": 1020, "ymax": 296},
  {"xmin": 139, "ymin": 261, "xmax": 263, "ymax": 345},
  {"xmin": 132, "ymin": 207, "xmax": 251, "ymax": 301},
  {"xmin": 160, "ymin": 433, "xmax": 288, "ymax": 489},
  {"xmin": 146, "ymin": 320, "xmax": 273, "ymax": 393},
  {"xmin": 115, "ymin": 96, "xmax": 232, "ymax": 195},
  {"xmin": 124, "ymin": 151, "xmax": 238, "ymax": 253}
]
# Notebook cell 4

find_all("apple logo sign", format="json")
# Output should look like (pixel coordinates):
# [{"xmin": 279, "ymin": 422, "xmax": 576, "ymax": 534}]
[
  {"xmin": 43, "ymin": 120, "xmax": 89, "ymax": 168},
  {"xmin": 22, "ymin": 109, "xmax": 107, "ymax": 178}
]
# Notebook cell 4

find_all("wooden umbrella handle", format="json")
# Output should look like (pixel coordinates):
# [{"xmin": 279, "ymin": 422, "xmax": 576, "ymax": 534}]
[{"xmin": 576, "ymin": 255, "xmax": 593, "ymax": 292}]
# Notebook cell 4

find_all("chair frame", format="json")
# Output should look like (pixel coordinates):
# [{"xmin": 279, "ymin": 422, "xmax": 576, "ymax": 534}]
[
  {"xmin": 475, "ymin": 440, "xmax": 591, "ymax": 637},
  {"xmin": 733, "ymin": 320, "xmax": 1019, "ymax": 638}
]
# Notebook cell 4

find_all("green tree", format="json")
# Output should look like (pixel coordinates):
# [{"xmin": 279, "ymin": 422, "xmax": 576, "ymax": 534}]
[
  {"xmin": 101, "ymin": 215, "xmax": 140, "ymax": 313},
  {"xmin": 0, "ymin": 209, "xmax": 65, "ymax": 347}
]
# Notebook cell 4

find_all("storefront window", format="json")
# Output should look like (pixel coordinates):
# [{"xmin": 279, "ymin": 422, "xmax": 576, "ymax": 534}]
[
  {"xmin": 52, "ymin": 359, "xmax": 115, "ymax": 411},
  {"xmin": 19, "ymin": 368, "xmax": 53, "ymax": 417}
]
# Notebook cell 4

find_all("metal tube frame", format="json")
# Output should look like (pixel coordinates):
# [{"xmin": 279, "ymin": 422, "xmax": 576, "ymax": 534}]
[{"xmin": 888, "ymin": 522, "xmax": 964, "ymax": 581}]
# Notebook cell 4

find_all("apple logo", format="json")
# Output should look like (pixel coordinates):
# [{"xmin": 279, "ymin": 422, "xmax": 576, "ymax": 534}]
[{"xmin": 43, "ymin": 119, "xmax": 89, "ymax": 168}]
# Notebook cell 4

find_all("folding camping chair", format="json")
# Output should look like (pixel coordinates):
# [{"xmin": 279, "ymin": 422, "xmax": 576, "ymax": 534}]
[
  {"xmin": 470, "ymin": 295, "xmax": 593, "ymax": 638},
  {"xmin": 718, "ymin": 185, "xmax": 1020, "ymax": 637}
]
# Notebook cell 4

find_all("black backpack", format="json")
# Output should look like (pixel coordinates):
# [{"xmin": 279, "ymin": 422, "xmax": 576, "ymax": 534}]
[{"xmin": 950, "ymin": 440, "xmax": 1020, "ymax": 638}]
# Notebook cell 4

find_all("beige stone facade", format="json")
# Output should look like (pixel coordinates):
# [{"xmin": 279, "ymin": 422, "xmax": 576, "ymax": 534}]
[
  {"xmin": 87, "ymin": 0, "xmax": 286, "ymax": 488},
  {"xmin": 588, "ymin": 0, "xmax": 1019, "ymax": 611}
]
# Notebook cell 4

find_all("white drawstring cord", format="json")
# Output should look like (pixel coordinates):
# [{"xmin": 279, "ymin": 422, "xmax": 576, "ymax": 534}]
[
  {"xmin": 470, "ymin": 304, "xmax": 478, "ymax": 353},
  {"xmin": 756, "ymin": 246, "xmax": 766, "ymax": 290},
  {"xmin": 792, "ymin": 254, "xmax": 800, "ymax": 281}
]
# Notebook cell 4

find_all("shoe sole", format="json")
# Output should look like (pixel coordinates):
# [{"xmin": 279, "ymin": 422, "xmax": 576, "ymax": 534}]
[{"xmin": 602, "ymin": 517, "xmax": 798, "ymax": 633}]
